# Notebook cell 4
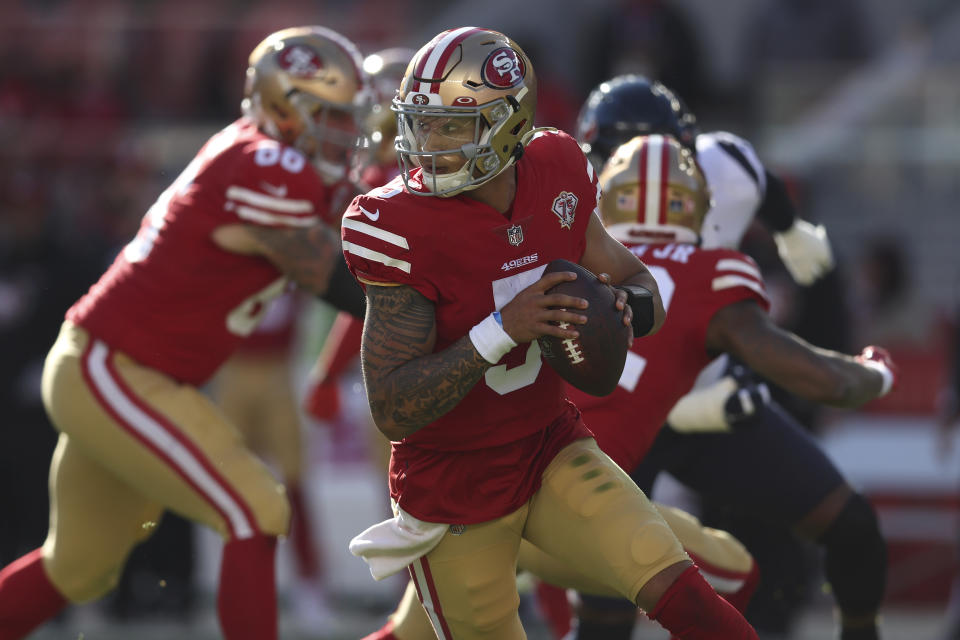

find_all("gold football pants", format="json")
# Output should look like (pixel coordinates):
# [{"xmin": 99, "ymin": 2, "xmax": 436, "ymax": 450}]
[
  {"xmin": 38, "ymin": 322, "xmax": 289, "ymax": 603},
  {"xmin": 213, "ymin": 351, "xmax": 303, "ymax": 482},
  {"xmin": 402, "ymin": 438, "xmax": 689, "ymax": 639},
  {"xmin": 388, "ymin": 444, "xmax": 754, "ymax": 640}
]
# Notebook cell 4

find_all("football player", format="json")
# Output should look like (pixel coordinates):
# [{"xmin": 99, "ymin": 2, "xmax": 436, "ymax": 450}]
[
  {"xmin": 565, "ymin": 134, "xmax": 896, "ymax": 640},
  {"xmin": 341, "ymin": 26, "xmax": 759, "ymax": 640},
  {"xmin": 0, "ymin": 26, "xmax": 371, "ymax": 640},
  {"xmin": 578, "ymin": 75, "xmax": 886, "ymax": 638},
  {"xmin": 577, "ymin": 74, "xmax": 834, "ymax": 284},
  {"xmin": 304, "ymin": 48, "xmax": 415, "ymax": 431}
]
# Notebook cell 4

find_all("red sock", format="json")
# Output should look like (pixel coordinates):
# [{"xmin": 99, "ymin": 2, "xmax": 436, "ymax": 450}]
[
  {"xmin": 649, "ymin": 565, "xmax": 758, "ymax": 640},
  {"xmin": 722, "ymin": 561, "xmax": 760, "ymax": 614},
  {"xmin": 534, "ymin": 581, "xmax": 572, "ymax": 639},
  {"xmin": 0, "ymin": 548, "xmax": 67, "ymax": 640},
  {"xmin": 360, "ymin": 619, "xmax": 398, "ymax": 640},
  {"xmin": 218, "ymin": 535, "xmax": 278, "ymax": 640},
  {"xmin": 287, "ymin": 485, "xmax": 321, "ymax": 579}
]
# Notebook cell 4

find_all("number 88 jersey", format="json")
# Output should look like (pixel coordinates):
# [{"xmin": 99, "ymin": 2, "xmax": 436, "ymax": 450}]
[{"xmin": 67, "ymin": 118, "xmax": 333, "ymax": 386}]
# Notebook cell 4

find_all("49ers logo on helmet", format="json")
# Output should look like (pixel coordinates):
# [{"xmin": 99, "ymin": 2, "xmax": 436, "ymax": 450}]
[
  {"xmin": 482, "ymin": 47, "xmax": 525, "ymax": 89},
  {"xmin": 277, "ymin": 45, "xmax": 324, "ymax": 77},
  {"xmin": 412, "ymin": 93, "xmax": 430, "ymax": 105}
]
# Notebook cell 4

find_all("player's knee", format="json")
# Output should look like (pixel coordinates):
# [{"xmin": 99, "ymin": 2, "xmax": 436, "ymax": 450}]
[
  {"xmin": 46, "ymin": 555, "xmax": 124, "ymax": 604},
  {"xmin": 819, "ymin": 492, "xmax": 883, "ymax": 549},
  {"xmin": 251, "ymin": 488, "xmax": 291, "ymax": 538},
  {"xmin": 818, "ymin": 492, "xmax": 887, "ymax": 613}
]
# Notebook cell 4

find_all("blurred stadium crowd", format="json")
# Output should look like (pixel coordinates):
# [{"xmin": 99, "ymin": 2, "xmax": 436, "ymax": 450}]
[{"xmin": 3, "ymin": 0, "xmax": 960, "ymax": 638}]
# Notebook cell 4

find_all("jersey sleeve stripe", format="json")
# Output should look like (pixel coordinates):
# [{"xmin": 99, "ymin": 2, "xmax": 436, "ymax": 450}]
[
  {"xmin": 226, "ymin": 186, "xmax": 314, "ymax": 213},
  {"xmin": 712, "ymin": 275, "xmax": 767, "ymax": 299},
  {"xmin": 235, "ymin": 205, "xmax": 318, "ymax": 227},
  {"xmin": 343, "ymin": 241, "xmax": 412, "ymax": 274},
  {"xmin": 715, "ymin": 258, "xmax": 762, "ymax": 280},
  {"xmin": 342, "ymin": 217, "xmax": 410, "ymax": 249}
]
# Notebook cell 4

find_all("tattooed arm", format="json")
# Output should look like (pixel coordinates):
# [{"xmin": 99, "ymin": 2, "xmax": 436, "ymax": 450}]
[
  {"xmin": 362, "ymin": 271, "xmax": 594, "ymax": 441},
  {"xmin": 362, "ymin": 283, "xmax": 491, "ymax": 441},
  {"xmin": 211, "ymin": 223, "xmax": 340, "ymax": 295}
]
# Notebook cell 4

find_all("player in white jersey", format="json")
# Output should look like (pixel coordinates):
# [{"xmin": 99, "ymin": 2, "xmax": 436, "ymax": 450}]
[{"xmin": 570, "ymin": 75, "xmax": 887, "ymax": 640}]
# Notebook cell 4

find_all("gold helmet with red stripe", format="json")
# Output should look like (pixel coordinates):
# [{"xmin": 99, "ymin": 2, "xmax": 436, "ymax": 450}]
[
  {"xmin": 392, "ymin": 27, "xmax": 538, "ymax": 197},
  {"xmin": 243, "ymin": 26, "xmax": 374, "ymax": 185},
  {"xmin": 362, "ymin": 47, "xmax": 415, "ymax": 164},
  {"xmin": 599, "ymin": 134, "xmax": 710, "ymax": 244}
]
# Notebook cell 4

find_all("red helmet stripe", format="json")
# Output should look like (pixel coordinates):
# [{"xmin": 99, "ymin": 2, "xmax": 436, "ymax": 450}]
[
  {"xmin": 658, "ymin": 136, "xmax": 670, "ymax": 224},
  {"xmin": 642, "ymin": 135, "xmax": 665, "ymax": 226},
  {"xmin": 413, "ymin": 27, "xmax": 483, "ymax": 94},
  {"xmin": 637, "ymin": 138, "xmax": 648, "ymax": 224}
]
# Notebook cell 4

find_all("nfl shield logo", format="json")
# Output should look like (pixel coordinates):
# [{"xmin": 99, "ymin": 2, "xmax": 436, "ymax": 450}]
[{"xmin": 506, "ymin": 224, "xmax": 524, "ymax": 246}]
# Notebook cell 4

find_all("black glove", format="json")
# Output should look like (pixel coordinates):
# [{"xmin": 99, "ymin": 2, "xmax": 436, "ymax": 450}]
[{"xmin": 722, "ymin": 359, "xmax": 771, "ymax": 426}]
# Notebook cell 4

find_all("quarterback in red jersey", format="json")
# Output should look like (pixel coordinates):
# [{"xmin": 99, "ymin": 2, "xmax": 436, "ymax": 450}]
[
  {"xmin": 342, "ymin": 27, "xmax": 759, "ymax": 640},
  {"xmin": 0, "ymin": 26, "xmax": 371, "ymax": 640}
]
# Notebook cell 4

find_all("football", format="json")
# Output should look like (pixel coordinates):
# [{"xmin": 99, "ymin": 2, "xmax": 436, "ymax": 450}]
[{"xmin": 537, "ymin": 259, "xmax": 630, "ymax": 396}]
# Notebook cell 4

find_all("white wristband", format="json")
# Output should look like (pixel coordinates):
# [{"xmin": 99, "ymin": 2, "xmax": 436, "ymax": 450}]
[
  {"xmin": 860, "ymin": 360, "xmax": 894, "ymax": 397},
  {"xmin": 469, "ymin": 313, "xmax": 517, "ymax": 364}
]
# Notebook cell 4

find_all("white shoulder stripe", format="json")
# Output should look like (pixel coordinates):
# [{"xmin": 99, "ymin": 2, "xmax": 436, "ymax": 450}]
[
  {"xmin": 343, "ymin": 241, "xmax": 412, "ymax": 274},
  {"xmin": 235, "ymin": 206, "xmax": 318, "ymax": 227},
  {"xmin": 585, "ymin": 154, "xmax": 595, "ymax": 182},
  {"xmin": 712, "ymin": 275, "xmax": 767, "ymax": 298},
  {"xmin": 226, "ymin": 186, "xmax": 313, "ymax": 214},
  {"xmin": 716, "ymin": 258, "xmax": 761, "ymax": 280},
  {"xmin": 342, "ymin": 217, "xmax": 409, "ymax": 249}
]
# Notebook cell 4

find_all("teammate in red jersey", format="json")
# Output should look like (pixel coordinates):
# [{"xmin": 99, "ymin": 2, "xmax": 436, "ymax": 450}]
[
  {"xmin": 567, "ymin": 134, "xmax": 896, "ymax": 640},
  {"xmin": 572, "ymin": 78, "xmax": 890, "ymax": 640},
  {"xmin": 0, "ymin": 26, "xmax": 371, "ymax": 640},
  {"xmin": 304, "ymin": 48, "xmax": 414, "ymax": 429},
  {"xmin": 342, "ymin": 27, "xmax": 759, "ymax": 640}
]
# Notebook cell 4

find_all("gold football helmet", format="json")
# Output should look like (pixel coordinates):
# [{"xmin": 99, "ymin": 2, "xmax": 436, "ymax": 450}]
[
  {"xmin": 392, "ymin": 27, "xmax": 538, "ymax": 197},
  {"xmin": 599, "ymin": 134, "xmax": 710, "ymax": 244},
  {"xmin": 362, "ymin": 47, "xmax": 415, "ymax": 165},
  {"xmin": 243, "ymin": 26, "xmax": 374, "ymax": 185}
]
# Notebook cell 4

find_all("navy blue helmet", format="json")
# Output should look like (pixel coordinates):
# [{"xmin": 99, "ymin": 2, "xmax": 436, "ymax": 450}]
[{"xmin": 576, "ymin": 75, "xmax": 699, "ymax": 169}]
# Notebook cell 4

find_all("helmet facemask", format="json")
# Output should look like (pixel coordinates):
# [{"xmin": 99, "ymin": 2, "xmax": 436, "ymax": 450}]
[
  {"xmin": 288, "ymin": 90, "xmax": 371, "ymax": 185},
  {"xmin": 242, "ymin": 26, "xmax": 374, "ymax": 186},
  {"xmin": 600, "ymin": 135, "xmax": 711, "ymax": 245},
  {"xmin": 393, "ymin": 92, "xmax": 528, "ymax": 197},
  {"xmin": 391, "ymin": 28, "xmax": 537, "ymax": 198}
]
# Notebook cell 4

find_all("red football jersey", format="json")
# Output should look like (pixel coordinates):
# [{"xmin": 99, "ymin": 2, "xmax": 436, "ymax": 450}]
[
  {"xmin": 68, "ymin": 118, "xmax": 333, "ymax": 385},
  {"xmin": 569, "ymin": 243, "xmax": 770, "ymax": 472},
  {"xmin": 341, "ymin": 130, "xmax": 599, "ymax": 523}
]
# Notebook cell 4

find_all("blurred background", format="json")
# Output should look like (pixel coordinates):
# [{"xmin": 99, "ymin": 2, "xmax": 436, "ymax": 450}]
[{"xmin": 3, "ymin": 0, "xmax": 960, "ymax": 638}]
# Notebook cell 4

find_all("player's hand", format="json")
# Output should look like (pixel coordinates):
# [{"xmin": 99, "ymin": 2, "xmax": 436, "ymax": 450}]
[
  {"xmin": 855, "ymin": 345, "xmax": 898, "ymax": 397},
  {"xmin": 724, "ymin": 378, "xmax": 772, "ymax": 426},
  {"xmin": 773, "ymin": 219, "xmax": 834, "ymax": 286},
  {"xmin": 499, "ymin": 271, "xmax": 588, "ymax": 344},
  {"xmin": 304, "ymin": 378, "xmax": 341, "ymax": 422},
  {"xmin": 598, "ymin": 272, "xmax": 634, "ymax": 348}
]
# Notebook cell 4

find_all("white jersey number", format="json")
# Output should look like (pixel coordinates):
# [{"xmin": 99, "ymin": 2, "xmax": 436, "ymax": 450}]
[
  {"xmin": 484, "ymin": 265, "xmax": 547, "ymax": 395},
  {"xmin": 618, "ymin": 265, "xmax": 675, "ymax": 392},
  {"xmin": 226, "ymin": 277, "xmax": 289, "ymax": 337}
]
